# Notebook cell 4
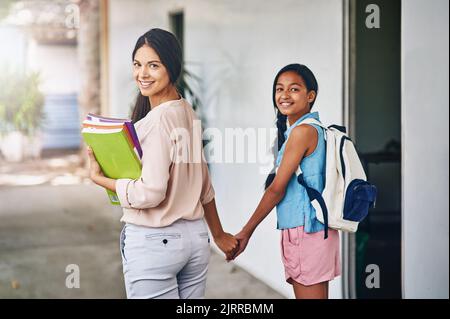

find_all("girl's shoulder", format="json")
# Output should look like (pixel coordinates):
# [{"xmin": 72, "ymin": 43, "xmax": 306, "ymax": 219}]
[
  {"xmin": 283, "ymin": 124, "xmax": 319, "ymax": 158},
  {"xmin": 289, "ymin": 123, "xmax": 318, "ymax": 141}
]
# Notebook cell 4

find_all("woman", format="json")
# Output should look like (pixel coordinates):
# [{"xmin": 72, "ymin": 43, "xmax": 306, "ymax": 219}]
[
  {"xmin": 229, "ymin": 64, "xmax": 341, "ymax": 299},
  {"xmin": 87, "ymin": 28, "xmax": 238, "ymax": 299}
]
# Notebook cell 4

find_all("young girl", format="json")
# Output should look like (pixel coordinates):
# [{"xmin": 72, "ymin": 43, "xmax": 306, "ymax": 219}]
[
  {"xmin": 230, "ymin": 64, "xmax": 341, "ymax": 299},
  {"xmin": 87, "ymin": 28, "xmax": 238, "ymax": 299}
]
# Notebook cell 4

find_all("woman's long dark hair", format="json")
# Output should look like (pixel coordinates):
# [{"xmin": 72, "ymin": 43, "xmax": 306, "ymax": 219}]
[
  {"xmin": 264, "ymin": 64, "xmax": 319, "ymax": 189},
  {"xmin": 130, "ymin": 28, "xmax": 183, "ymax": 123}
]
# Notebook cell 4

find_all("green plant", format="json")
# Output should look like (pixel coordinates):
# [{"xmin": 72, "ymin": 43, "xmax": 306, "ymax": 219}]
[{"xmin": 0, "ymin": 69, "xmax": 45, "ymax": 136}]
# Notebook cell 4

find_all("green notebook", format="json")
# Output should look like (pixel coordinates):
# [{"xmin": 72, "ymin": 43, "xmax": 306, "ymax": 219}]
[{"xmin": 82, "ymin": 128, "xmax": 142, "ymax": 205}]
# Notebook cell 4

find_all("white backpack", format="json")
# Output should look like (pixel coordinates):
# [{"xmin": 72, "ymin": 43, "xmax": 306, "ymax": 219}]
[{"xmin": 295, "ymin": 118, "xmax": 377, "ymax": 239}]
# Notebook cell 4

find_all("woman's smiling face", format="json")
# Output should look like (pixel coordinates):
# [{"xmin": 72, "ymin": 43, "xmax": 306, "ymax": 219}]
[
  {"xmin": 275, "ymin": 71, "xmax": 316, "ymax": 118},
  {"xmin": 133, "ymin": 44, "xmax": 171, "ymax": 97}
]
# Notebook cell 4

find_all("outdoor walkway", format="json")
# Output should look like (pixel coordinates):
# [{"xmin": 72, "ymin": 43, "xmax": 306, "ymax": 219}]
[{"xmin": 0, "ymin": 151, "xmax": 284, "ymax": 299}]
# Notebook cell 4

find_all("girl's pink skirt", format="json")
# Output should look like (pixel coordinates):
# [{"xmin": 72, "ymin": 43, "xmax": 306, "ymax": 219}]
[{"xmin": 280, "ymin": 226, "xmax": 341, "ymax": 286}]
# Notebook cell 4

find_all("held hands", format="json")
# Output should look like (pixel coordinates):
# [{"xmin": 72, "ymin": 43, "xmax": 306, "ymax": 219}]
[
  {"xmin": 214, "ymin": 232, "xmax": 239, "ymax": 261},
  {"xmin": 227, "ymin": 229, "xmax": 251, "ymax": 261},
  {"xmin": 214, "ymin": 228, "xmax": 252, "ymax": 262}
]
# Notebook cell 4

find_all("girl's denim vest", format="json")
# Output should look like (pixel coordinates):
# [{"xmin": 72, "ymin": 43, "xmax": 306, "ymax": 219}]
[{"xmin": 275, "ymin": 112, "xmax": 326, "ymax": 233}]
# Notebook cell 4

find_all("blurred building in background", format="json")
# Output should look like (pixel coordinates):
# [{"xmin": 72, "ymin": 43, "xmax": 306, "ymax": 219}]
[{"xmin": 0, "ymin": 0, "xmax": 80, "ymax": 156}]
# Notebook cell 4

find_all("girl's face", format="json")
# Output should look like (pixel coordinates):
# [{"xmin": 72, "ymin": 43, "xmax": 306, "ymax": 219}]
[
  {"xmin": 275, "ymin": 71, "xmax": 316, "ymax": 118},
  {"xmin": 133, "ymin": 44, "xmax": 171, "ymax": 97}
]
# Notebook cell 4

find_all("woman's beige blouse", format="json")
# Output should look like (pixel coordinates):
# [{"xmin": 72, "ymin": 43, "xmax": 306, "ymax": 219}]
[{"xmin": 116, "ymin": 98, "xmax": 215, "ymax": 227}]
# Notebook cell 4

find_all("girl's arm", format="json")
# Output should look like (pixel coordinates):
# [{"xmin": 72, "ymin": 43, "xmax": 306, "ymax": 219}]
[{"xmin": 230, "ymin": 124, "xmax": 317, "ymax": 260}]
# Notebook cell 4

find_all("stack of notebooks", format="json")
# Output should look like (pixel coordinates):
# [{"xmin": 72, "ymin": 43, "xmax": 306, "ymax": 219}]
[{"xmin": 81, "ymin": 113, "xmax": 142, "ymax": 205}]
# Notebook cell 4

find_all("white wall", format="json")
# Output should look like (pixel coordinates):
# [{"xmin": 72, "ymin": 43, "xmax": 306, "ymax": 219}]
[
  {"xmin": 185, "ymin": 0, "xmax": 344, "ymax": 299},
  {"xmin": 0, "ymin": 25, "xmax": 27, "ymax": 73},
  {"xmin": 27, "ymin": 41, "xmax": 79, "ymax": 95},
  {"xmin": 108, "ymin": 0, "xmax": 344, "ymax": 298},
  {"xmin": 402, "ymin": 0, "xmax": 449, "ymax": 298},
  {"xmin": 108, "ymin": 0, "xmax": 175, "ymax": 117},
  {"xmin": 0, "ymin": 25, "xmax": 78, "ymax": 95}
]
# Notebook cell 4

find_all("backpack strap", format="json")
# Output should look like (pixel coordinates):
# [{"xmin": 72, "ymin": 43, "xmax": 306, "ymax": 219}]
[
  {"xmin": 295, "ymin": 167, "xmax": 329, "ymax": 239},
  {"xmin": 292, "ymin": 118, "xmax": 329, "ymax": 239},
  {"xmin": 298, "ymin": 118, "xmax": 327, "ymax": 130},
  {"xmin": 300, "ymin": 118, "xmax": 348, "ymax": 135},
  {"xmin": 297, "ymin": 118, "xmax": 328, "ymax": 142}
]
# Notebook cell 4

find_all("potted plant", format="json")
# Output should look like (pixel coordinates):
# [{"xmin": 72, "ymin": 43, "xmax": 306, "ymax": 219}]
[{"xmin": 0, "ymin": 70, "xmax": 45, "ymax": 162}]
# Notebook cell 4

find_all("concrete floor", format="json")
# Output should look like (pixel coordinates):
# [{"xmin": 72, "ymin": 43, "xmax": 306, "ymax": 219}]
[{"xmin": 0, "ymin": 184, "xmax": 284, "ymax": 299}]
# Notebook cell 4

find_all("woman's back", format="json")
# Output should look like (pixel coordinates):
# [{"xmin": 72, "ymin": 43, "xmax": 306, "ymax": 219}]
[{"xmin": 116, "ymin": 98, "xmax": 215, "ymax": 227}]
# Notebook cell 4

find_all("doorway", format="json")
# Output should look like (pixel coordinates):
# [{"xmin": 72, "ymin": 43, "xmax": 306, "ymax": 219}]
[
  {"xmin": 169, "ymin": 11, "xmax": 186, "ymax": 95},
  {"xmin": 347, "ymin": 0, "xmax": 402, "ymax": 299}
]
